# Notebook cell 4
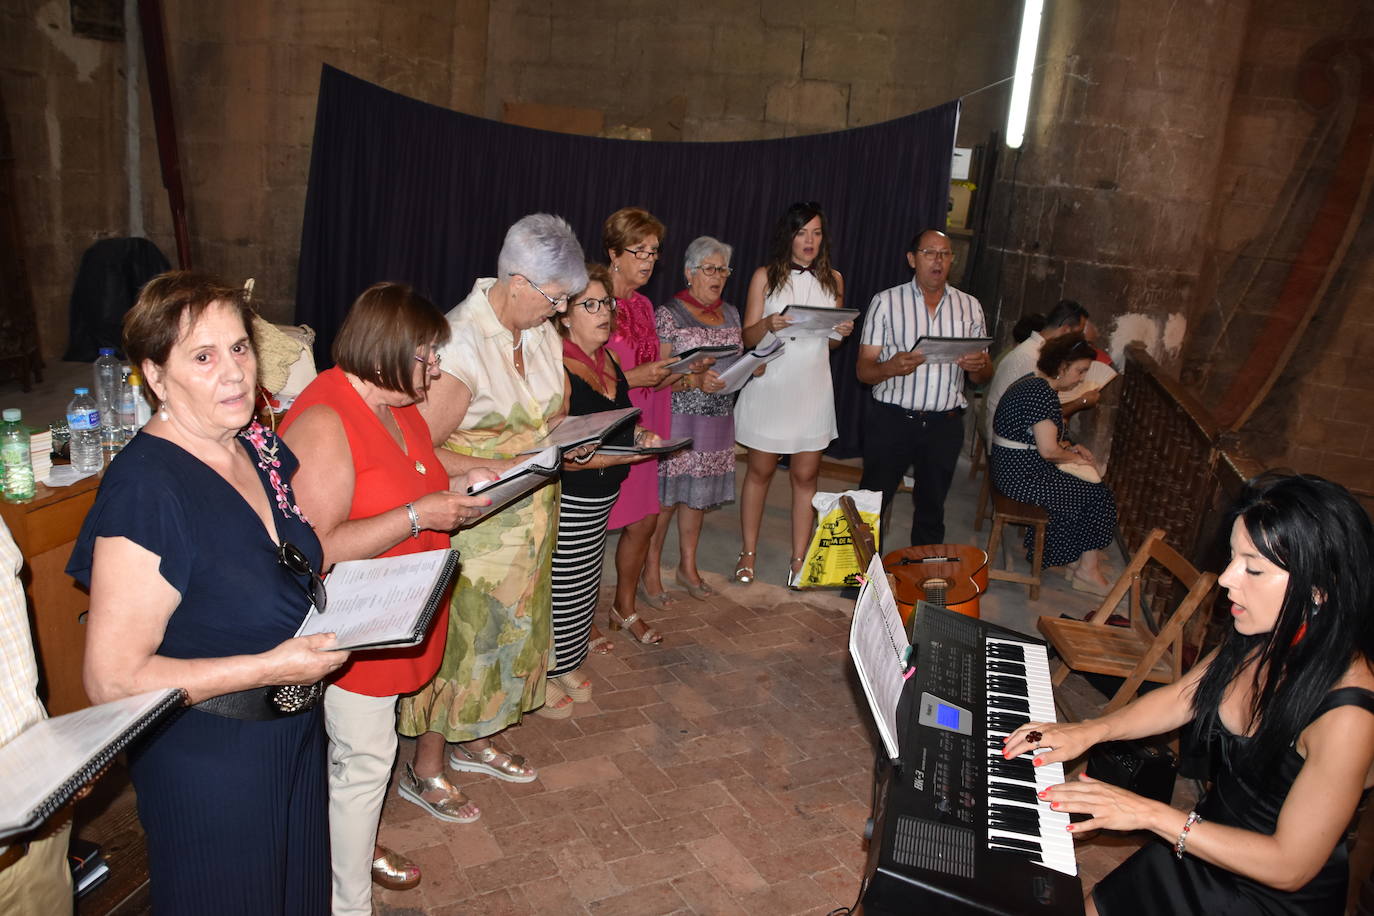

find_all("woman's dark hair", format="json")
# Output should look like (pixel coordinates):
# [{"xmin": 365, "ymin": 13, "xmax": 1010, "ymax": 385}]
[
  {"xmin": 124, "ymin": 271, "xmax": 256, "ymax": 408},
  {"xmin": 556, "ymin": 263, "xmax": 618, "ymax": 339},
  {"xmin": 764, "ymin": 201, "xmax": 839, "ymax": 300},
  {"xmin": 1189, "ymin": 471, "xmax": 1374, "ymax": 778},
  {"xmin": 333, "ymin": 283, "xmax": 450, "ymax": 400},
  {"xmin": 1035, "ymin": 332, "xmax": 1096, "ymax": 377}
]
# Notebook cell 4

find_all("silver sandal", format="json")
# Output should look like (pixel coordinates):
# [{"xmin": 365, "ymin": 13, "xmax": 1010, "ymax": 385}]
[
  {"xmin": 397, "ymin": 762, "xmax": 481, "ymax": 823},
  {"xmin": 448, "ymin": 742, "xmax": 538, "ymax": 783}
]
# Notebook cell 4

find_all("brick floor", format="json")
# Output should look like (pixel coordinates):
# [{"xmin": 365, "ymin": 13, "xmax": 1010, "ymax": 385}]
[{"xmin": 373, "ymin": 566, "xmax": 1166, "ymax": 915}]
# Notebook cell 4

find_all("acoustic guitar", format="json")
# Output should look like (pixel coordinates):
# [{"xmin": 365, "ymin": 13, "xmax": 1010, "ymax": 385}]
[{"xmin": 882, "ymin": 543, "xmax": 989, "ymax": 622}]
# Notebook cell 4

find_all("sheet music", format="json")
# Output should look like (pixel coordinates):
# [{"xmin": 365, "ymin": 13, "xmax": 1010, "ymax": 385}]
[
  {"xmin": 778, "ymin": 305, "xmax": 859, "ymax": 338},
  {"xmin": 663, "ymin": 345, "xmax": 740, "ymax": 373},
  {"xmin": 295, "ymin": 549, "xmax": 454, "ymax": 649},
  {"xmin": 595, "ymin": 436, "xmax": 693, "ymax": 456},
  {"xmin": 468, "ymin": 447, "xmax": 561, "ymax": 519},
  {"xmin": 911, "ymin": 335, "xmax": 993, "ymax": 363},
  {"xmin": 849, "ymin": 554, "xmax": 911, "ymax": 761},
  {"xmin": 1058, "ymin": 360, "xmax": 1118, "ymax": 403},
  {"xmin": 519, "ymin": 408, "xmax": 640, "ymax": 453},
  {"xmin": 0, "ymin": 688, "xmax": 182, "ymax": 840},
  {"xmin": 717, "ymin": 336, "xmax": 786, "ymax": 394}
]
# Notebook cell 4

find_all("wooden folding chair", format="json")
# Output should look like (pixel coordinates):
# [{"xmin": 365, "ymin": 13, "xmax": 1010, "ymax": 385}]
[{"xmin": 1036, "ymin": 528, "xmax": 1216, "ymax": 718}]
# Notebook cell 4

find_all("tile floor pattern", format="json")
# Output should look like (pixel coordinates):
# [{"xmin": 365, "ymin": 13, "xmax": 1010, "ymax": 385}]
[{"xmin": 373, "ymin": 573, "xmax": 1160, "ymax": 915}]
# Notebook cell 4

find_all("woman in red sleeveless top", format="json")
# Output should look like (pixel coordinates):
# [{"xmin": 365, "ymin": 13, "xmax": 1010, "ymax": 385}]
[{"xmin": 281, "ymin": 284, "xmax": 493, "ymax": 916}]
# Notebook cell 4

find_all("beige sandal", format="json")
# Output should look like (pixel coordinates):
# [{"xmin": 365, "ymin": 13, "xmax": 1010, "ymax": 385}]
[
  {"xmin": 397, "ymin": 763, "xmax": 481, "ymax": 823},
  {"xmin": 609, "ymin": 606, "xmax": 663, "ymax": 645},
  {"xmin": 553, "ymin": 670, "xmax": 592, "ymax": 703},
  {"xmin": 534, "ymin": 679, "xmax": 575, "ymax": 718}
]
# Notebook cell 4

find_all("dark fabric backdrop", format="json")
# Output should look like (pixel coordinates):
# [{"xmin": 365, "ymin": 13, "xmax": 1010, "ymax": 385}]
[{"xmin": 296, "ymin": 66, "xmax": 958, "ymax": 457}]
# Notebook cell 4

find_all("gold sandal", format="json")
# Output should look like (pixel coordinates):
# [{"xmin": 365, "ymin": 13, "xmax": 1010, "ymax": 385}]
[
  {"xmin": 397, "ymin": 763, "xmax": 481, "ymax": 823},
  {"xmin": 371, "ymin": 845, "xmax": 421, "ymax": 890},
  {"xmin": 448, "ymin": 741, "xmax": 538, "ymax": 783},
  {"xmin": 733, "ymin": 551, "xmax": 756, "ymax": 584}
]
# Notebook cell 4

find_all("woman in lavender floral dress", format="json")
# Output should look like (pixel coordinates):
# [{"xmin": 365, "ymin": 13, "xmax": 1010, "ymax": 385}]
[{"xmin": 646, "ymin": 237, "xmax": 744, "ymax": 597}]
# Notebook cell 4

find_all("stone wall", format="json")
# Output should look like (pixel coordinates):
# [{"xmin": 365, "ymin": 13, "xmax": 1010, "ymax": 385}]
[
  {"xmin": 1, "ymin": 0, "xmax": 486, "ymax": 357},
  {"xmin": 3, "ymin": 0, "xmax": 1020, "ymax": 362},
  {"xmin": 1181, "ymin": 0, "xmax": 1374, "ymax": 495},
  {"xmin": 978, "ymin": 0, "xmax": 1250, "ymax": 370},
  {"xmin": 482, "ymin": 0, "xmax": 1018, "ymax": 144}
]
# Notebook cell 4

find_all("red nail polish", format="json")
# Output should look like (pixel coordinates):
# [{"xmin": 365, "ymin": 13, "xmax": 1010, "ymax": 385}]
[
  {"xmin": 1067, "ymin": 825, "xmax": 1075, "ymax": 832},
  {"xmin": 1033, "ymin": 757, "xmax": 1043, "ymax": 766},
  {"xmin": 1050, "ymin": 801, "xmax": 1059, "ymax": 809},
  {"xmin": 1037, "ymin": 790, "xmax": 1047, "ymax": 798}
]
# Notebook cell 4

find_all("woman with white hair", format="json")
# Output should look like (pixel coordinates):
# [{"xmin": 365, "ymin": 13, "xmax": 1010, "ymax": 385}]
[
  {"xmin": 644, "ymin": 236, "xmax": 745, "ymax": 599},
  {"xmin": 398, "ymin": 213, "xmax": 588, "ymax": 795}
]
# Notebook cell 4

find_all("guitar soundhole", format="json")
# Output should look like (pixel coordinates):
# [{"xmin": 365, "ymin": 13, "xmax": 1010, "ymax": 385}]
[{"xmin": 924, "ymin": 577, "xmax": 950, "ymax": 607}]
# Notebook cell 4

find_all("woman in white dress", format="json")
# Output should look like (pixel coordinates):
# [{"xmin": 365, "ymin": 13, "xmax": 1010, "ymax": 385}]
[{"xmin": 734, "ymin": 202, "xmax": 853, "ymax": 585}]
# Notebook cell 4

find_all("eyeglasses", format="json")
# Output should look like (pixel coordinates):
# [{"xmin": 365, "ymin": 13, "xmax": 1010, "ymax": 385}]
[
  {"xmin": 414, "ymin": 351, "xmax": 443, "ymax": 369},
  {"xmin": 509, "ymin": 273, "xmax": 569, "ymax": 308},
  {"xmin": 694, "ymin": 264, "xmax": 733, "ymax": 277},
  {"xmin": 624, "ymin": 247, "xmax": 660, "ymax": 261},
  {"xmin": 279, "ymin": 541, "xmax": 327, "ymax": 613},
  {"xmin": 916, "ymin": 248, "xmax": 955, "ymax": 261},
  {"xmin": 573, "ymin": 296, "xmax": 617, "ymax": 314}
]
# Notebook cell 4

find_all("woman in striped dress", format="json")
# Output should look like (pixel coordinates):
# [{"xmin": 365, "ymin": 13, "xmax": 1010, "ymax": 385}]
[{"xmin": 543, "ymin": 264, "xmax": 659, "ymax": 713}]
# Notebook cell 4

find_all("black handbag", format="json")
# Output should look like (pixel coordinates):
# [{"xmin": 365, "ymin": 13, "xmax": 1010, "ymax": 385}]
[{"xmin": 1086, "ymin": 740, "xmax": 1178, "ymax": 804}]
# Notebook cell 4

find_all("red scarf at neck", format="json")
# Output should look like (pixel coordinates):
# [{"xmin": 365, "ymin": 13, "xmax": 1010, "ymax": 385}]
[
  {"xmin": 562, "ymin": 338, "xmax": 614, "ymax": 386},
  {"xmin": 677, "ymin": 289, "xmax": 723, "ymax": 314}
]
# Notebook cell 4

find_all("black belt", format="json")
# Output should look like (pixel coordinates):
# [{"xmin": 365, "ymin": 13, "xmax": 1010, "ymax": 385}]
[
  {"xmin": 194, "ymin": 683, "xmax": 322, "ymax": 721},
  {"xmin": 872, "ymin": 399, "xmax": 965, "ymax": 421}
]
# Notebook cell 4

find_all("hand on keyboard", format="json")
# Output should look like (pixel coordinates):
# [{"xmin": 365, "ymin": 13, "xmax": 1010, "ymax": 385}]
[
  {"xmin": 1000, "ymin": 719, "xmax": 1106, "ymax": 766},
  {"xmin": 1041, "ymin": 773, "xmax": 1174, "ymax": 836}
]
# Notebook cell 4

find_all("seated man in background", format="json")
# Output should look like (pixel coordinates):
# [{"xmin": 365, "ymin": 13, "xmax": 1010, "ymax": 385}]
[
  {"xmin": 0, "ymin": 516, "xmax": 74, "ymax": 915},
  {"xmin": 985, "ymin": 299, "xmax": 1097, "ymax": 443}
]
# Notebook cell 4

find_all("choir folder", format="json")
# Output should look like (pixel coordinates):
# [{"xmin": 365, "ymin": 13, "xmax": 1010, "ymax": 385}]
[
  {"xmin": 0, "ymin": 687, "xmax": 185, "ymax": 842},
  {"xmin": 294, "ymin": 548, "xmax": 460, "ymax": 650}
]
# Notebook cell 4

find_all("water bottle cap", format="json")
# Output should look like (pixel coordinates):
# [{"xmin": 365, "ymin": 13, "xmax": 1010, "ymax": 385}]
[
  {"xmin": 1, "ymin": 408, "xmax": 19, "ymax": 422},
  {"xmin": 98, "ymin": 348, "xmax": 116, "ymax": 356},
  {"xmin": 74, "ymin": 387, "xmax": 90, "ymax": 395}
]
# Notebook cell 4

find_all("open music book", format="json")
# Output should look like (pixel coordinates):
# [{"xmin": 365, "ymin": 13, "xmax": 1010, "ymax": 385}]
[
  {"xmin": 779, "ymin": 305, "xmax": 859, "ymax": 338},
  {"xmin": 294, "ymin": 548, "xmax": 460, "ymax": 650},
  {"xmin": 595, "ymin": 436, "xmax": 693, "ymax": 457},
  {"xmin": 849, "ymin": 554, "xmax": 910, "ymax": 761},
  {"xmin": 468, "ymin": 447, "xmax": 561, "ymax": 520},
  {"xmin": 664, "ymin": 345, "xmax": 740, "ymax": 373},
  {"xmin": 717, "ymin": 335, "xmax": 786, "ymax": 394},
  {"xmin": 0, "ymin": 688, "xmax": 185, "ymax": 842},
  {"xmin": 911, "ymin": 335, "xmax": 994, "ymax": 362},
  {"xmin": 518, "ymin": 408, "xmax": 641, "ymax": 454}
]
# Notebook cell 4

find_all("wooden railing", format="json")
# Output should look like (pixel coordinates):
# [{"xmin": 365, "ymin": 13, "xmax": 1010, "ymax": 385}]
[{"xmin": 1104, "ymin": 345, "xmax": 1264, "ymax": 640}]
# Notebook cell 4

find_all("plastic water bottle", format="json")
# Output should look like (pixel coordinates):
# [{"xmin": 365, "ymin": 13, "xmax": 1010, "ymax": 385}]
[
  {"xmin": 0, "ymin": 408, "xmax": 34, "ymax": 502},
  {"xmin": 127, "ymin": 369, "xmax": 151, "ymax": 435},
  {"xmin": 94, "ymin": 348, "xmax": 122, "ymax": 452},
  {"xmin": 117, "ymin": 367, "xmax": 137, "ymax": 443},
  {"xmin": 67, "ymin": 388, "xmax": 103, "ymax": 475}
]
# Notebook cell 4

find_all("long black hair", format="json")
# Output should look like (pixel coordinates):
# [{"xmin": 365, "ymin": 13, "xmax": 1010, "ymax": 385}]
[
  {"xmin": 1189, "ymin": 471, "xmax": 1374, "ymax": 776},
  {"xmin": 763, "ymin": 201, "xmax": 839, "ymax": 300}
]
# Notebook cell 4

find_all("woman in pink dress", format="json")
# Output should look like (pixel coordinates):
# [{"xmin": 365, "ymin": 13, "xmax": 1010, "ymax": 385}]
[{"xmin": 601, "ymin": 207, "xmax": 679, "ymax": 645}]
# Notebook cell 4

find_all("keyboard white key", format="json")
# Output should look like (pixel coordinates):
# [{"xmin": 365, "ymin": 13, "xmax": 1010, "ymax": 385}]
[{"xmin": 984, "ymin": 636, "xmax": 1078, "ymax": 877}]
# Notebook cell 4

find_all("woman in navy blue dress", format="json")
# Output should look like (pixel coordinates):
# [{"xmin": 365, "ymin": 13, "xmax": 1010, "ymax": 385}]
[
  {"xmin": 991, "ymin": 332, "xmax": 1117, "ymax": 593},
  {"xmin": 68, "ymin": 272, "xmax": 346, "ymax": 915}
]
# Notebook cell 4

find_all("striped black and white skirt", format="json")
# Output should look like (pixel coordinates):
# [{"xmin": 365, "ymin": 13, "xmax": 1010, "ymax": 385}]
[{"xmin": 549, "ymin": 491, "xmax": 618, "ymax": 677}]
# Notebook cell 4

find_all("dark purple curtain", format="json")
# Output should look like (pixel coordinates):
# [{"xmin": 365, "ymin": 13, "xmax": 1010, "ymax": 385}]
[{"xmin": 296, "ymin": 66, "xmax": 958, "ymax": 457}]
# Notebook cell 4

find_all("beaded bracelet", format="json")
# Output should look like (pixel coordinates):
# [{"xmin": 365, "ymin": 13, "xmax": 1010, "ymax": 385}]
[
  {"xmin": 1174, "ymin": 810, "xmax": 1202, "ymax": 859},
  {"xmin": 405, "ymin": 502, "xmax": 421, "ymax": 539}
]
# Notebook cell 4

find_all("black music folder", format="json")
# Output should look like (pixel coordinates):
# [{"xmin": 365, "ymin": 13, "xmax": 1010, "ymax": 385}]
[
  {"xmin": 0, "ymin": 688, "xmax": 186, "ymax": 842},
  {"xmin": 294, "ymin": 548, "xmax": 460, "ymax": 650}
]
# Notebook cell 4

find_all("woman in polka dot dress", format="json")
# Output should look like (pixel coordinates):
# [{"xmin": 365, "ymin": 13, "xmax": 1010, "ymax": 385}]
[{"xmin": 991, "ymin": 332, "xmax": 1117, "ymax": 594}]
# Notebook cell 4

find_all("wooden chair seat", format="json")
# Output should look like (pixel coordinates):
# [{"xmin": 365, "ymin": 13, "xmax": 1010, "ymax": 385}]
[
  {"xmin": 986, "ymin": 490, "xmax": 1049, "ymax": 599},
  {"xmin": 1036, "ymin": 616, "xmax": 1174, "ymax": 683},
  {"xmin": 1036, "ymin": 528, "xmax": 1216, "ymax": 718}
]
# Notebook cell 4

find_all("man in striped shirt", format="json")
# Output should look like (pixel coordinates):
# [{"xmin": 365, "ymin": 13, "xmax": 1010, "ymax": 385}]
[{"xmin": 857, "ymin": 229, "xmax": 992, "ymax": 547}]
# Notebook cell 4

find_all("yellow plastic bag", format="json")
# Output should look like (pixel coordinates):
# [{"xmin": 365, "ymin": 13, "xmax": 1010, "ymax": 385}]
[{"xmin": 796, "ymin": 489, "xmax": 881, "ymax": 588}]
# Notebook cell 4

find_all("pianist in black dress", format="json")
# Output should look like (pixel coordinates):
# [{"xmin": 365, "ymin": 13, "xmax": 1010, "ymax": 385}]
[{"xmin": 1004, "ymin": 472, "xmax": 1374, "ymax": 916}]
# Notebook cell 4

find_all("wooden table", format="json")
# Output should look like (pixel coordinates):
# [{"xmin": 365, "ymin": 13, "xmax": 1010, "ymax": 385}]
[{"xmin": 0, "ymin": 473, "xmax": 102, "ymax": 715}]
